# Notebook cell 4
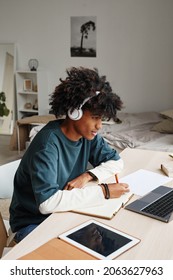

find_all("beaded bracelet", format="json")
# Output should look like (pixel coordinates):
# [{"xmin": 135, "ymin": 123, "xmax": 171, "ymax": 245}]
[{"xmin": 100, "ymin": 183, "xmax": 110, "ymax": 199}]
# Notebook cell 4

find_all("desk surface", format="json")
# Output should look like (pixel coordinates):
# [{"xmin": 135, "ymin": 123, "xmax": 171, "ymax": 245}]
[{"xmin": 2, "ymin": 148, "xmax": 173, "ymax": 260}]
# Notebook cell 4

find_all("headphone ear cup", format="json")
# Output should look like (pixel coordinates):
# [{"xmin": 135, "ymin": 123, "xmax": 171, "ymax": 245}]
[{"xmin": 68, "ymin": 108, "xmax": 83, "ymax": 120}]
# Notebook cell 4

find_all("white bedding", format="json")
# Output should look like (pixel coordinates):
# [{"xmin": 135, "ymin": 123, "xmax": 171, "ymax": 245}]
[{"xmin": 100, "ymin": 111, "xmax": 173, "ymax": 152}]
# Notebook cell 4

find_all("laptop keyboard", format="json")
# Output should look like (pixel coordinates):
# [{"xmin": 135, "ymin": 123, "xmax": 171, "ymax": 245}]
[{"xmin": 141, "ymin": 190, "xmax": 173, "ymax": 218}]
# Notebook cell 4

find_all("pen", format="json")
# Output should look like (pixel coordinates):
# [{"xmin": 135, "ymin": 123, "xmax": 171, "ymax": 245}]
[{"xmin": 115, "ymin": 174, "xmax": 119, "ymax": 183}]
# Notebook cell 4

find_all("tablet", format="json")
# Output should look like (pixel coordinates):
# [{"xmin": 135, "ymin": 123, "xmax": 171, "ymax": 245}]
[{"xmin": 58, "ymin": 220, "xmax": 140, "ymax": 259}]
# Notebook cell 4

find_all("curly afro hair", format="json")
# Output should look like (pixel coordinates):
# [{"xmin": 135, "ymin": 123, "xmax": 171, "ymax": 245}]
[{"xmin": 49, "ymin": 67, "xmax": 123, "ymax": 121}]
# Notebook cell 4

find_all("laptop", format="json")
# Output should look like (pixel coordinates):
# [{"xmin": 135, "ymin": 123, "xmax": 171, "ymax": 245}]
[{"xmin": 125, "ymin": 185, "xmax": 173, "ymax": 223}]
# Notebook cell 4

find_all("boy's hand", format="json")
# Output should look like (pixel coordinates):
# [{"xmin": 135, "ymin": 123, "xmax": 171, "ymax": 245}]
[
  {"xmin": 64, "ymin": 172, "xmax": 92, "ymax": 190},
  {"xmin": 108, "ymin": 183, "xmax": 130, "ymax": 198}
]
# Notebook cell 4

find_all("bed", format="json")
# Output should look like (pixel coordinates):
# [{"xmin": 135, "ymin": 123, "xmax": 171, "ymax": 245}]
[
  {"xmin": 10, "ymin": 110, "xmax": 173, "ymax": 153},
  {"xmin": 100, "ymin": 110, "xmax": 173, "ymax": 153}
]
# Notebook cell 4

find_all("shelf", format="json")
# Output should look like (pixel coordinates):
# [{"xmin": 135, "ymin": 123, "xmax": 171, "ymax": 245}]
[
  {"xmin": 16, "ymin": 70, "xmax": 48, "ymax": 119},
  {"xmin": 19, "ymin": 109, "xmax": 38, "ymax": 113},
  {"xmin": 18, "ymin": 91, "xmax": 38, "ymax": 95},
  {"xmin": 16, "ymin": 70, "xmax": 37, "ymax": 74}
]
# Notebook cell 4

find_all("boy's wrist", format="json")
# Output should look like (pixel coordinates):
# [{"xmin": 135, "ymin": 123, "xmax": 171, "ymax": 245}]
[{"xmin": 100, "ymin": 184, "xmax": 106, "ymax": 198}]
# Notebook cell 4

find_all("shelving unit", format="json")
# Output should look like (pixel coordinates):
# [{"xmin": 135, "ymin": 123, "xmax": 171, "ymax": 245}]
[{"xmin": 15, "ymin": 71, "xmax": 48, "ymax": 119}]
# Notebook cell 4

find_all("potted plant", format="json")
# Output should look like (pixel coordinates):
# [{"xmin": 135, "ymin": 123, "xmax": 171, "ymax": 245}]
[
  {"xmin": 0, "ymin": 91, "xmax": 10, "ymax": 129},
  {"xmin": 0, "ymin": 91, "xmax": 10, "ymax": 117}
]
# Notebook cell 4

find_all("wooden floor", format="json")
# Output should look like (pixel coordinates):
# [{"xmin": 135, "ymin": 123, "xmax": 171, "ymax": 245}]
[{"xmin": 0, "ymin": 135, "xmax": 22, "ymax": 165}]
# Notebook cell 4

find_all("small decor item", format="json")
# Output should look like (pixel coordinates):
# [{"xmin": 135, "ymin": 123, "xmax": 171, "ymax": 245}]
[
  {"xmin": 28, "ymin": 59, "xmax": 39, "ymax": 71},
  {"xmin": 24, "ymin": 79, "xmax": 32, "ymax": 91},
  {"xmin": 33, "ymin": 99, "xmax": 38, "ymax": 110},
  {"xmin": 24, "ymin": 102, "xmax": 32, "ymax": 109}
]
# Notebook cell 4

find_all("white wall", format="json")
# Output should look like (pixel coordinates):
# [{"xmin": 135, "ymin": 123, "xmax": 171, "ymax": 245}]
[{"xmin": 0, "ymin": 0, "xmax": 173, "ymax": 113}]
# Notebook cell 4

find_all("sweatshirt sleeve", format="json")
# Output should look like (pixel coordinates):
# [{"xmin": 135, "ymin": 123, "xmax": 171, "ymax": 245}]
[
  {"xmin": 39, "ymin": 184, "xmax": 105, "ymax": 214},
  {"xmin": 39, "ymin": 158, "xmax": 124, "ymax": 215},
  {"xmin": 88, "ymin": 158, "xmax": 124, "ymax": 183}
]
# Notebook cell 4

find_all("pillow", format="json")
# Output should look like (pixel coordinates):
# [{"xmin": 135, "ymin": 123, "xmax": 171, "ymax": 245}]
[
  {"xmin": 160, "ymin": 109, "xmax": 173, "ymax": 119},
  {"xmin": 151, "ymin": 119, "xmax": 173, "ymax": 133}
]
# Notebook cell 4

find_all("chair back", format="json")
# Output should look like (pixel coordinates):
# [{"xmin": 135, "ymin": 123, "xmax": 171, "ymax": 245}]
[
  {"xmin": 0, "ymin": 159, "xmax": 21, "ymax": 198},
  {"xmin": 0, "ymin": 212, "xmax": 7, "ymax": 257}
]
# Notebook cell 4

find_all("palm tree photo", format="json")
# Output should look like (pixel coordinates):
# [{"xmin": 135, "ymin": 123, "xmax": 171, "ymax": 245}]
[{"xmin": 71, "ymin": 16, "xmax": 96, "ymax": 57}]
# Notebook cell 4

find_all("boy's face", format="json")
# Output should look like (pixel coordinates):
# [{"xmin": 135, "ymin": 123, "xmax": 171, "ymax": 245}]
[{"xmin": 73, "ymin": 110, "xmax": 102, "ymax": 140}]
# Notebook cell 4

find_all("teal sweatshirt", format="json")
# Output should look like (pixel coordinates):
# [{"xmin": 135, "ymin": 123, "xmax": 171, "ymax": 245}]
[{"xmin": 10, "ymin": 120, "xmax": 120, "ymax": 232}]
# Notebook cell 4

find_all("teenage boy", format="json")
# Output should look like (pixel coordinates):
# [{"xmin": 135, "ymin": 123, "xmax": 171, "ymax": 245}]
[{"xmin": 10, "ymin": 67, "xmax": 129, "ymax": 242}]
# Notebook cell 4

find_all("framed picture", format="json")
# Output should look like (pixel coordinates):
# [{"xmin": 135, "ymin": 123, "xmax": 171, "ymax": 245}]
[
  {"xmin": 59, "ymin": 219, "xmax": 140, "ymax": 259},
  {"xmin": 71, "ymin": 16, "xmax": 96, "ymax": 57},
  {"xmin": 23, "ymin": 79, "xmax": 32, "ymax": 91}
]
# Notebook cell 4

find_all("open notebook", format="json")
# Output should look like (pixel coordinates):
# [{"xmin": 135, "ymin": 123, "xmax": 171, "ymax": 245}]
[{"xmin": 72, "ymin": 183, "xmax": 133, "ymax": 219}]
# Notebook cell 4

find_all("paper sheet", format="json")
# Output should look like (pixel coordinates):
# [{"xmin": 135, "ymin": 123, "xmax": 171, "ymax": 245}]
[{"xmin": 120, "ymin": 169, "xmax": 173, "ymax": 196}]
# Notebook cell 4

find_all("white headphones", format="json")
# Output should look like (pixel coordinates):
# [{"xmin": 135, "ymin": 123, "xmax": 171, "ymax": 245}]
[{"xmin": 67, "ymin": 91, "xmax": 100, "ymax": 120}]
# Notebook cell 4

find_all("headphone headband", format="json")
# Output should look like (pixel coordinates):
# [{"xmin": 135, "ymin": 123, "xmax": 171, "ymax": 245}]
[{"xmin": 80, "ymin": 91, "xmax": 100, "ymax": 108}]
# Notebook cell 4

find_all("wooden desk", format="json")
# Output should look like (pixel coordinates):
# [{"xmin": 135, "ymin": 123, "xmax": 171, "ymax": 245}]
[{"xmin": 2, "ymin": 148, "xmax": 173, "ymax": 260}]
